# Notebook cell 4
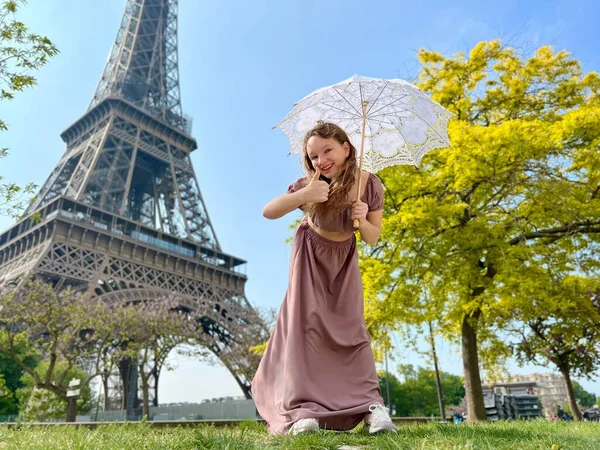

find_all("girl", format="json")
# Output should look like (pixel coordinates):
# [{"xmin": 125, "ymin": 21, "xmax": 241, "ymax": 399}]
[{"xmin": 252, "ymin": 121, "xmax": 396, "ymax": 435}]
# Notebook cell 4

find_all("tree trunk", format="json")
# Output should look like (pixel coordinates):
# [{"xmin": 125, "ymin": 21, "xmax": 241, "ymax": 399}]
[
  {"xmin": 102, "ymin": 375, "xmax": 110, "ymax": 411},
  {"xmin": 141, "ymin": 375, "xmax": 150, "ymax": 419},
  {"xmin": 461, "ymin": 310, "xmax": 487, "ymax": 422},
  {"xmin": 66, "ymin": 396, "xmax": 77, "ymax": 422},
  {"xmin": 153, "ymin": 367, "xmax": 159, "ymax": 407},
  {"xmin": 118, "ymin": 357, "xmax": 132, "ymax": 411},
  {"xmin": 559, "ymin": 364, "xmax": 582, "ymax": 421}
]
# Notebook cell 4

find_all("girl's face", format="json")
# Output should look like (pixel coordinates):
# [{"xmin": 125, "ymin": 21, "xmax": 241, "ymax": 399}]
[{"xmin": 306, "ymin": 136, "xmax": 350, "ymax": 179}]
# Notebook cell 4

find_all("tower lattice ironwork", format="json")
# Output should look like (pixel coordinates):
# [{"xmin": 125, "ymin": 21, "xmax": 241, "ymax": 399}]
[{"xmin": 0, "ymin": 0, "xmax": 266, "ymax": 412}]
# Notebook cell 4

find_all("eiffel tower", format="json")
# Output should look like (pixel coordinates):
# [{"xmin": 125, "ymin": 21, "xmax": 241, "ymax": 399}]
[{"xmin": 0, "ymin": 0, "xmax": 265, "ymax": 411}]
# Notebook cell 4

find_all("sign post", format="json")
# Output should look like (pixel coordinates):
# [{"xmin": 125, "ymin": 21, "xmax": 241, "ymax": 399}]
[{"xmin": 66, "ymin": 378, "xmax": 81, "ymax": 422}]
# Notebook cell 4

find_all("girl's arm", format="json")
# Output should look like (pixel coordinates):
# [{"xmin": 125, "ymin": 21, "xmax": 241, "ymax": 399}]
[
  {"xmin": 352, "ymin": 173, "xmax": 384, "ymax": 245},
  {"xmin": 263, "ymin": 190, "xmax": 307, "ymax": 219},
  {"xmin": 263, "ymin": 168, "xmax": 328, "ymax": 219},
  {"xmin": 356, "ymin": 209, "xmax": 382, "ymax": 245}
]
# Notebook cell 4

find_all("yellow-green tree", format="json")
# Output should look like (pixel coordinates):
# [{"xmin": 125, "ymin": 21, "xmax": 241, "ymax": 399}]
[{"xmin": 361, "ymin": 40, "xmax": 600, "ymax": 421}]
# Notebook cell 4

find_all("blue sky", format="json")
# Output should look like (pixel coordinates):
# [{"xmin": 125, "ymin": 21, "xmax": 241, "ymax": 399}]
[{"xmin": 1, "ymin": 0, "xmax": 599, "ymax": 403}]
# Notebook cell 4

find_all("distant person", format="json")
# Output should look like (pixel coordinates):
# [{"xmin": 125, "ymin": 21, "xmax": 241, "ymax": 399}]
[{"xmin": 252, "ymin": 122, "xmax": 396, "ymax": 436}]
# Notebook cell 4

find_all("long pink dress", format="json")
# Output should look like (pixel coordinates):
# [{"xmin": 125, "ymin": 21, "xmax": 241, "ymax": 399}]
[{"xmin": 251, "ymin": 173, "xmax": 385, "ymax": 434}]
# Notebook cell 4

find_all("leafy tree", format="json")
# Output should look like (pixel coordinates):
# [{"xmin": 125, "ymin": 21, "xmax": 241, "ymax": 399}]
[
  {"xmin": 378, "ymin": 371, "xmax": 404, "ymax": 415},
  {"xmin": 572, "ymin": 381, "xmax": 598, "ymax": 409},
  {"xmin": 0, "ymin": 349, "xmax": 37, "ymax": 415},
  {"xmin": 116, "ymin": 300, "xmax": 211, "ymax": 418},
  {"xmin": 379, "ymin": 365, "xmax": 464, "ymax": 417},
  {"xmin": 0, "ymin": 0, "xmax": 58, "ymax": 216},
  {"xmin": 0, "ymin": 373, "xmax": 17, "ymax": 417},
  {"xmin": 511, "ymin": 278, "xmax": 600, "ymax": 420},
  {"xmin": 361, "ymin": 40, "xmax": 600, "ymax": 421},
  {"xmin": 16, "ymin": 387, "xmax": 63, "ymax": 422},
  {"xmin": 0, "ymin": 279, "xmax": 118, "ymax": 421},
  {"xmin": 16, "ymin": 361, "xmax": 93, "ymax": 421}
]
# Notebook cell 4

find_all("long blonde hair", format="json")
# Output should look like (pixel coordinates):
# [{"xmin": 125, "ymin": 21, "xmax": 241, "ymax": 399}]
[{"xmin": 301, "ymin": 121, "xmax": 358, "ymax": 218}]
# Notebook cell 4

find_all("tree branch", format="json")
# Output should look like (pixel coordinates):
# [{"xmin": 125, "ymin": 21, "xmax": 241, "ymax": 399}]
[{"xmin": 509, "ymin": 221, "xmax": 600, "ymax": 245}]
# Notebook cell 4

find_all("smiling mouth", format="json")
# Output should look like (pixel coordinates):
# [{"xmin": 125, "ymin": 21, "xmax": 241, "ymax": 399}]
[{"xmin": 322, "ymin": 163, "xmax": 333, "ymax": 172}]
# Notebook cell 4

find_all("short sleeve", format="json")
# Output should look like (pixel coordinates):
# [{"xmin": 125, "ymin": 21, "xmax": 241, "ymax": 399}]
[
  {"xmin": 287, "ymin": 177, "xmax": 308, "ymax": 211},
  {"xmin": 367, "ymin": 174, "xmax": 384, "ymax": 211},
  {"xmin": 287, "ymin": 177, "xmax": 308, "ymax": 194}
]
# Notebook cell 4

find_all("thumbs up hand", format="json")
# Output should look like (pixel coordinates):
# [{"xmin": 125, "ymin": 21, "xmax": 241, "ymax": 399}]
[{"xmin": 301, "ymin": 166, "xmax": 329, "ymax": 203}]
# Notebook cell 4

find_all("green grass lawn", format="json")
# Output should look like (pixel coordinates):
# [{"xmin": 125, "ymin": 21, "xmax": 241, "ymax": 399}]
[{"xmin": 0, "ymin": 420, "xmax": 598, "ymax": 449}]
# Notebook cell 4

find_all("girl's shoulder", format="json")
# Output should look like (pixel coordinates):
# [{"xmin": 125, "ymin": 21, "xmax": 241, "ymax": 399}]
[
  {"xmin": 362, "ymin": 171, "xmax": 382, "ymax": 193},
  {"xmin": 362, "ymin": 171, "xmax": 384, "ymax": 211}
]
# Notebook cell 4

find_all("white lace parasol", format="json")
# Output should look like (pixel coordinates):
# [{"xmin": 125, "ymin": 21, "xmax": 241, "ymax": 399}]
[{"xmin": 275, "ymin": 75, "xmax": 453, "ymax": 173}]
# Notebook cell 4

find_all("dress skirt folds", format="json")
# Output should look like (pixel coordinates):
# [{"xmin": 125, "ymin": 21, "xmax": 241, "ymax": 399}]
[{"xmin": 251, "ymin": 220, "xmax": 384, "ymax": 434}]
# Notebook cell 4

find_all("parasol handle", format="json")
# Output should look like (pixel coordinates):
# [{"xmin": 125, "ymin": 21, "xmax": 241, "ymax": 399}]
[{"xmin": 353, "ymin": 102, "xmax": 368, "ymax": 230}]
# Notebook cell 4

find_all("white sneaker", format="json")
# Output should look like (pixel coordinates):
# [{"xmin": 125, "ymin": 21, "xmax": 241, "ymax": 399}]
[
  {"xmin": 288, "ymin": 418, "xmax": 319, "ymax": 435},
  {"xmin": 364, "ymin": 403, "xmax": 397, "ymax": 434}
]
